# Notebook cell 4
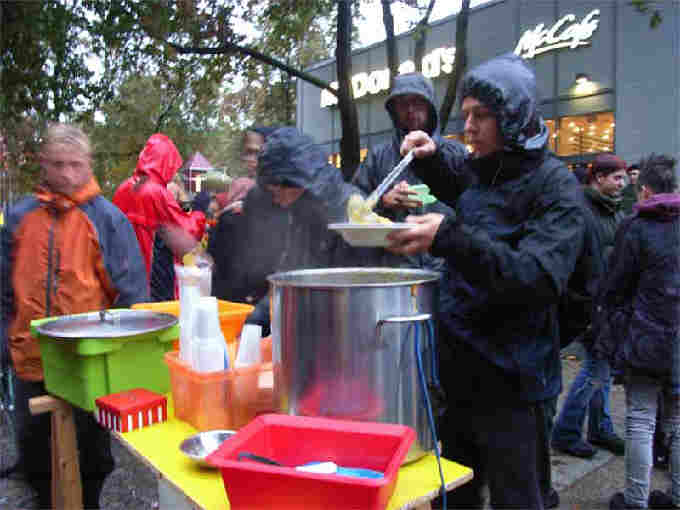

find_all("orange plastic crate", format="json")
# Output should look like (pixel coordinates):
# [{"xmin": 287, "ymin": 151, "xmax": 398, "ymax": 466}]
[
  {"xmin": 132, "ymin": 299, "xmax": 253, "ymax": 351},
  {"xmin": 164, "ymin": 351, "xmax": 275, "ymax": 431}
]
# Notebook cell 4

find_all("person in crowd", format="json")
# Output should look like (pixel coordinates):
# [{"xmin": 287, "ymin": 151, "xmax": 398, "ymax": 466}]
[
  {"xmin": 191, "ymin": 190, "xmax": 212, "ymax": 216},
  {"xmin": 551, "ymin": 154, "xmax": 628, "ymax": 459},
  {"xmin": 149, "ymin": 177, "xmax": 193, "ymax": 302},
  {"xmin": 621, "ymin": 162, "xmax": 640, "ymax": 215},
  {"xmin": 387, "ymin": 53, "xmax": 586, "ymax": 509},
  {"xmin": 242, "ymin": 126, "xmax": 365, "ymax": 335},
  {"xmin": 215, "ymin": 176, "xmax": 256, "ymax": 217},
  {"xmin": 353, "ymin": 72, "xmax": 466, "ymax": 269},
  {"xmin": 241, "ymin": 128, "xmax": 266, "ymax": 178},
  {"xmin": 591, "ymin": 154, "xmax": 680, "ymax": 509},
  {"xmin": 0, "ymin": 123, "xmax": 148, "ymax": 508},
  {"xmin": 113, "ymin": 134, "xmax": 206, "ymax": 282},
  {"xmin": 207, "ymin": 126, "xmax": 287, "ymax": 309}
]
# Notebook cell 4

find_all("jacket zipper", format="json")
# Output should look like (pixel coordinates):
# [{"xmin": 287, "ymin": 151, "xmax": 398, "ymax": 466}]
[{"xmin": 45, "ymin": 208, "xmax": 57, "ymax": 316}]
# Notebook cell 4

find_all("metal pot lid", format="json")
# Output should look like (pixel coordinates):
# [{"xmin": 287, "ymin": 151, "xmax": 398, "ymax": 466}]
[{"xmin": 35, "ymin": 310, "xmax": 178, "ymax": 339}]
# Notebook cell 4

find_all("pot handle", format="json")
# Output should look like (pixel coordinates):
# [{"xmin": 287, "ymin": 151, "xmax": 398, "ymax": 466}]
[{"xmin": 375, "ymin": 313, "xmax": 432, "ymax": 347}]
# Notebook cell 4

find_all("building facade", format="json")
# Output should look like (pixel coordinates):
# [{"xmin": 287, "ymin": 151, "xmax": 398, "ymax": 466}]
[{"xmin": 296, "ymin": 0, "xmax": 680, "ymax": 167}]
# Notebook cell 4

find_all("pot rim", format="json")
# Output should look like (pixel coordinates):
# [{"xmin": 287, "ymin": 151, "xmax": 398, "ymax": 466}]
[{"xmin": 267, "ymin": 267, "xmax": 441, "ymax": 288}]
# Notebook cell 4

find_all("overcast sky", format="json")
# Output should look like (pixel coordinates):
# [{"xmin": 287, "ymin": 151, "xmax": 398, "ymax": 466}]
[{"xmin": 357, "ymin": 0, "xmax": 489, "ymax": 47}]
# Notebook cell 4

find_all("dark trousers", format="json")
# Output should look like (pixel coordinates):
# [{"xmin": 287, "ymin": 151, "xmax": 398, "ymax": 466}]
[
  {"xmin": 439, "ymin": 401, "xmax": 545, "ymax": 509},
  {"xmin": 538, "ymin": 397, "xmax": 558, "ymax": 496},
  {"xmin": 13, "ymin": 377, "xmax": 115, "ymax": 509}
]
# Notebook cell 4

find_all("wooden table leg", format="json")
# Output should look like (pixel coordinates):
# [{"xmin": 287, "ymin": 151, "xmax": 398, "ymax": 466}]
[{"xmin": 29, "ymin": 395, "xmax": 83, "ymax": 510}]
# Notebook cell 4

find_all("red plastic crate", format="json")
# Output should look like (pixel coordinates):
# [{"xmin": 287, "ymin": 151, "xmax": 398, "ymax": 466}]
[
  {"xmin": 95, "ymin": 388, "xmax": 167, "ymax": 433},
  {"xmin": 206, "ymin": 413, "xmax": 415, "ymax": 510}
]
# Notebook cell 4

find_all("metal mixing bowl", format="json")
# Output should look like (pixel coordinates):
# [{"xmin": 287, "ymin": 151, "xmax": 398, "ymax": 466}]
[{"xmin": 179, "ymin": 430, "xmax": 236, "ymax": 467}]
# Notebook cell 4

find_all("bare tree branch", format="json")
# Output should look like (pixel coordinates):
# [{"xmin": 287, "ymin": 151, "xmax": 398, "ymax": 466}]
[
  {"xmin": 414, "ymin": 0, "xmax": 436, "ymax": 71},
  {"xmin": 381, "ymin": 0, "xmax": 399, "ymax": 89},
  {"xmin": 336, "ymin": 0, "xmax": 360, "ymax": 181},
  {"xmin": 168, "ymin": 41, "xmax": 338, "ymax": 96}
]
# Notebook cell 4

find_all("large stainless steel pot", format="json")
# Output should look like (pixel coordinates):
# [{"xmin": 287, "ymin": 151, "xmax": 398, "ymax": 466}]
[{"xmin": 267, "ymin": 267, "xmax": 440, "ymax": 463}]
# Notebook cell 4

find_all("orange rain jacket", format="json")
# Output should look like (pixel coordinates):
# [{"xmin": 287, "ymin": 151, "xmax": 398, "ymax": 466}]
[
  {"xmin": 113, "ymin": 134, "xmax": 206, "ymax": 279},
  {"xmin": 1, "ymin": 178, "xmax": 149, "ymax": 381}
]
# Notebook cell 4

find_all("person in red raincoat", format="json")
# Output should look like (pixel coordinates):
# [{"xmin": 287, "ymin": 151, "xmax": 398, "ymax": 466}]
[{"xmin": 113, "ymin": 134, "xmax": 206, "ymax": 281}]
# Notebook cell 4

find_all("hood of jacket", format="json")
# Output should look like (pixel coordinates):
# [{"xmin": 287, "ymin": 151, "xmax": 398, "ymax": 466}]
[
  {"xmin": 134, "ymin": 134, "xmax": 183, "ymax": 186},
  {"xmin": 385, "ymin": 72, "xmax": 439, "ymax": 140},
  {"xmin": 460, "ymin": 53, "xmax": 548, "ymax": 153},
  {"xmin": 635, "ymin": 192, "xmax": 680, "ymax": 219},
  {"xmin": 34, "ymin": 176, "xmax": 101, "ymax": 213},
  {"xmin": 257, "ymin": 127, "xmax": 350, "ymax": 212}
]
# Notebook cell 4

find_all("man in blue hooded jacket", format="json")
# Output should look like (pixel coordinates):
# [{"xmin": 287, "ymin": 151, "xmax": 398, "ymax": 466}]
[{"xmin": 388, "ymin": 54, "xmax": 586, "ymax": 509}]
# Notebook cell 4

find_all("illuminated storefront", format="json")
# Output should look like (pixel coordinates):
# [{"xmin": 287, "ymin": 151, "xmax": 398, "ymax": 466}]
[{"xmin": 299, "ymin": 0, "xmax": 680, "ymax": 168}]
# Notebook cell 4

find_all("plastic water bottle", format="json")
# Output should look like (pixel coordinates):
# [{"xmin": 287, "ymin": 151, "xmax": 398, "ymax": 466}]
[{"xmin": 192, "ymin": 297, "xmax": 229, "ymax": 373}]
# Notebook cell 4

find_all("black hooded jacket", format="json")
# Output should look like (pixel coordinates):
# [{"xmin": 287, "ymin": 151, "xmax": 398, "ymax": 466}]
[
  {"xmin": 354, "ymin": 73, "xmax": 467, "ymax": 216},
  {"xmin": 244, "ymin": 127, "xmax": 365, "ymax": 330},
  {"xmin": 353, "ymin": 72, "xmax": 467, "ymax": 269},
  {"xmin": 411, "ymin": 54, "xmax": 586, "ymax": 403}
]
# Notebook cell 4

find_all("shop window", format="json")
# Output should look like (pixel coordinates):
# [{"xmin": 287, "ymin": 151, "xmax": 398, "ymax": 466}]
[
  {"xmin": 554, "ymin": 112, "xmax": 615, "ymax": 157},
  {"xmin": 328, "ymin": 148, "xmax": 369, "ymax": 169}
]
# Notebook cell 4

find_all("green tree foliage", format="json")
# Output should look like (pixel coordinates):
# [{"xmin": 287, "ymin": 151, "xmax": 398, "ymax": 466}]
[{"xmin": 630, "ymin": 0, "xmax": 663, "ymax": 28}]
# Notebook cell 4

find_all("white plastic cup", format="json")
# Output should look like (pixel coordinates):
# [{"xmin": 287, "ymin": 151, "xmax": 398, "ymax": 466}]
[
  {"xmin": 192, "ymin": 297, "xmax": 228, "ymax": 372},
  {"xmin": 235, "ymin": 324, "xmax": 262, "ymax": 368}
]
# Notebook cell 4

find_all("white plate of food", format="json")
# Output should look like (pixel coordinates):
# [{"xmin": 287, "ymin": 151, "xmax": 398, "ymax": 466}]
[{"xmin": 328, "ymin": 222, "xmax": 413, "ymax": 247}]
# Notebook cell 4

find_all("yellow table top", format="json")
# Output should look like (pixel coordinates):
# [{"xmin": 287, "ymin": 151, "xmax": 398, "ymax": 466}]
[{"xmin": 116, "ymin": 396, "xmax": 473, "ymax": 510}]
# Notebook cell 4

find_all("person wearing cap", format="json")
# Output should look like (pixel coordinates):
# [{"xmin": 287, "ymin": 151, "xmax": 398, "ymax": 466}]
[
  {"xmin": 551, "ymin": 154, "xmax": 628, "ymax": 460},
  {"xmin": 387, "ymin": 53, "xmax": 586, "ymax": 509}
]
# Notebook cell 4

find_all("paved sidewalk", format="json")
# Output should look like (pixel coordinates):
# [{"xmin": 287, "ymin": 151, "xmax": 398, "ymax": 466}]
[{"xmin": 0, "ymin": 350, "xmax": 672, "ymax": 509}]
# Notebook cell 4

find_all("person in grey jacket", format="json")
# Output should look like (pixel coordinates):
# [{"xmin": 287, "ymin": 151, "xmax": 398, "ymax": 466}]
[
  {"xmin": 592, "ymin": 154, "xmax": 680, "ymax": 509},
  {"xmin": 388, "ymin": 53, "xmax": 585, "ymax": 509}
]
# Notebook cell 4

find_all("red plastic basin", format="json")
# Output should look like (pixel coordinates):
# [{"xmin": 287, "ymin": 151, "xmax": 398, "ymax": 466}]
[{"xmin": 206, "ymin": 413, "xmax": 415, "ymax": 510}]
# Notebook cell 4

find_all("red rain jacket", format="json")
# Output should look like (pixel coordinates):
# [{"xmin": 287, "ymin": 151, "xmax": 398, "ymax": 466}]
[{"xmin": 113, "ymin": 134, "xmax": 205, "ymax": 279}]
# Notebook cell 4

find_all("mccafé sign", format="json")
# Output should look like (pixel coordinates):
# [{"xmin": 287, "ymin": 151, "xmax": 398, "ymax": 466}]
[
  {"xmin": 514, "ymin": 9, "xmax": 600, "ymax": 59},
  {"xmin": 320, "ymin": 9, "xmax": 601, "ymax": 108}
]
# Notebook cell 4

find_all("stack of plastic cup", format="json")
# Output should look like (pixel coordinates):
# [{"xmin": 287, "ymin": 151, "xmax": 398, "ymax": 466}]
[
  {"xmin": 235, "ymin": 324, "xmax": 262, "ymax": 368},
  {"xmin": 192, "ymin": 296, "xmax": 229, "ymax": 373}
]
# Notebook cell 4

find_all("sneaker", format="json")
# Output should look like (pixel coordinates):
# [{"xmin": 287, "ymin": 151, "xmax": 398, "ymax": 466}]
[
  {"xmin": 543, "ymin": 487, "xmax": 560, "ymax": 509},
  {"xmin": 552, "ymin": 439, "xmax": 597, "ymax": 458},
  {"xmin": 649, "ymin": 490, "xmax": 678, "ymax": 509},
  {"xmin": 610, "ymin": 492, "xmax": 644, "ymax": 509},
  {"xmin": 590, "ymin": 434, "xmax": 625, "ymax": 456}
]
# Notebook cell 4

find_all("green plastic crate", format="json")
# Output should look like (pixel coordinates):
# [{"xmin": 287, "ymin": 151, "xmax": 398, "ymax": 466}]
[{"xmin": 31, "ymin": 312, "xmax": 178, "ymax": 411}]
